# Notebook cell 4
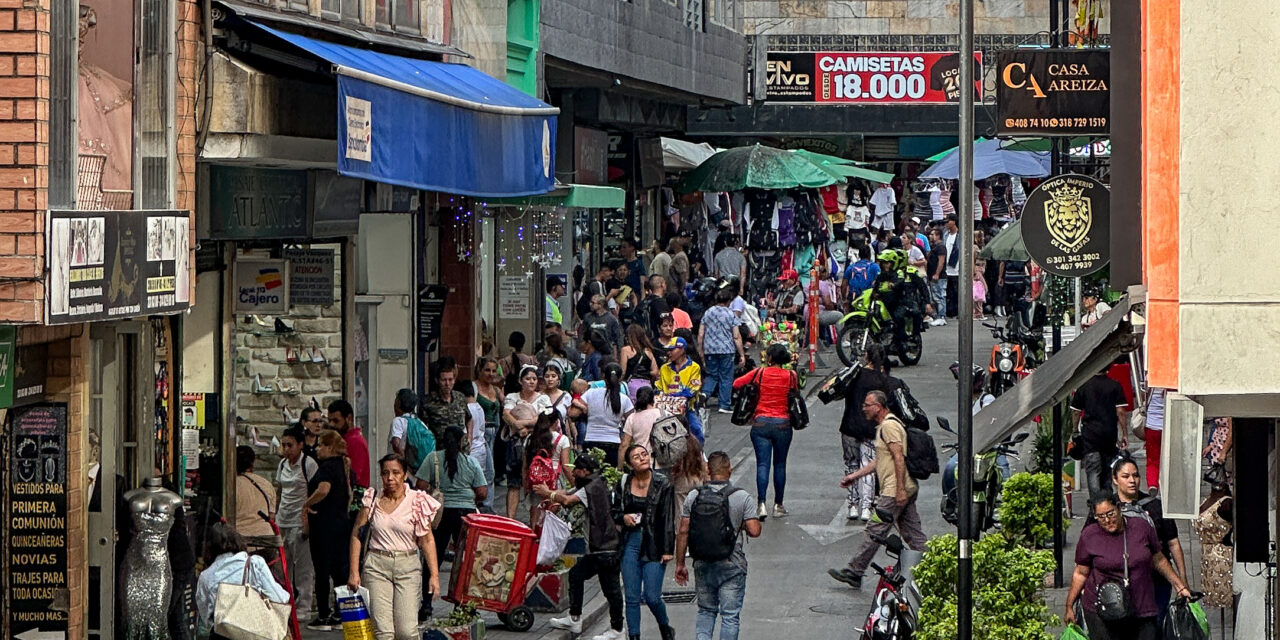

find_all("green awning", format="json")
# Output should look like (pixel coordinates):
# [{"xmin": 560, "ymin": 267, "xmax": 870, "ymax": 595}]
[
  {"xmin": 826, "ymin": 164, "xmax": 895, "ymax": 184},
  {"xmin": 485, "ymin": 184, "xmax": 625, "ymax": 209}
]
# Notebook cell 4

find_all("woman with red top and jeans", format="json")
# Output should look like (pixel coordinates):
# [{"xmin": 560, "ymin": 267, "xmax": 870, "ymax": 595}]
[{"xmin": 733, "ymin": 344, "xmax": 799, "ymax": 521}]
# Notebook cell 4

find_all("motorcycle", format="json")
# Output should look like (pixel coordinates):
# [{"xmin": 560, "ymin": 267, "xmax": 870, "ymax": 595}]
[
  {"xmin": 937, "ymin": 417, "xmax": 1028, "ymax": 533},
  {"xmin": 983, "ymin": 319, "xmax": 1045, "ymax": 397},
  {"xmin": 860, "ymin": 529, "xmax": 922, "ymax": 640},
  {"xmin": 836, "ymin": 289, "xmax": 923, "ymax": 367}
]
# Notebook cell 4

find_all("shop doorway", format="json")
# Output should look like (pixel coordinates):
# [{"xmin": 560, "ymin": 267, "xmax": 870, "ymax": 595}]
[{"xmin": 86, "ymin": 322, "xmax": 155, "ymax": 640}]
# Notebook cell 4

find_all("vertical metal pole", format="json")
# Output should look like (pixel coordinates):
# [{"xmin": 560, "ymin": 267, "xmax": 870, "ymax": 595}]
[
  {"xmin": 1074, "ymin": 277, "xmax": 1083, "ymax": 330},
  {"xmin": 956, "ymin": 0, "xmax": 975, "ymax": 637},
  {"xmin": 1051, "ymin": 328, "xmax": 1064, "ymax": 587}
]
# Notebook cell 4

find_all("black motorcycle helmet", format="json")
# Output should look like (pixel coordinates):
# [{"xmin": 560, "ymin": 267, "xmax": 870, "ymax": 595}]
[{"xmin": 949, "ymin": 361, "xmax": 986, "ymax": 394}]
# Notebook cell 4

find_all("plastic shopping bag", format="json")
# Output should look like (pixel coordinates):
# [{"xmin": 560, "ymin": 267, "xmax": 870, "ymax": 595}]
[
  {"xmin": 334, "ymin": 586, "xmax": 375, "ymax": 640},
  {"xmin": 1164, "ymin": 596, "xmax": 1210, "ymax": 640},
  {"xmin": 1189, "ymin": 600, "xmax": 1211, "ymax": 636},
  {"xmin": 536, "ymin": 509, "xmax": 572, "ymax": 567},
  {"xmin": 1058, "ymin": 623, "xmax": 1088, "ymax": 640}
]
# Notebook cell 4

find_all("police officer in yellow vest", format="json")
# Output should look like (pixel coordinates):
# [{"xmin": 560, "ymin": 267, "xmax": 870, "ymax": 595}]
[{"xmin": 545, "ymin": 276, "xmax": 566, "ymax": 325}]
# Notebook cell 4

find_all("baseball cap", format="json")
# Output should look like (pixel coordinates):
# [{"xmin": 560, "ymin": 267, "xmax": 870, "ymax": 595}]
[
  {"xmin": 778, "ymin": 268, "xmax": 799, "ymax": 281},
  {"xmin": 730, "ymin": 297, "xmax": 746, "ymax": 313},
  {"xmin": 666, "ymin": 337, "xmax": 688, "ymax": 350}
]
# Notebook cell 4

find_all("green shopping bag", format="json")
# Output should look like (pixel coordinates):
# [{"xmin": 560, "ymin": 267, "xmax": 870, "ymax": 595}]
[
  {"xmin": 1059, "ymin": 623, "xmax": 1088, "ymax": 640},
  {"xmin": 1189, "ymin": 600, "xmax": 1210, "ymax": 635}
]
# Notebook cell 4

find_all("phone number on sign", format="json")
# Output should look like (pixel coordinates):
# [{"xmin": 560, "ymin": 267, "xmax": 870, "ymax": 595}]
[
  {"xmin": 824, "ymin": 72, "xmax": 928, "ymax": 101},
  {"xmin": 1004, "ymin": 117, "xmax": 1108, "ymax": 129}
]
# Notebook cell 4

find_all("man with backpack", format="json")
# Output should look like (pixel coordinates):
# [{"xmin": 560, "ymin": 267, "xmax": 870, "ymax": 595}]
[
  {"xmin": 828, "ymin": 390, "xmax": 929, "ymax": 590},
  {"xmin": 390, "ymin": 388, "xmax": 434, "ymax": 472},
  {"xmin": 842, "ymin": 243, "xmax": 881, "ymax": 302},
  {"xmin": 674, "ymin": 451, "xmax": 762, "ymax": 640}
]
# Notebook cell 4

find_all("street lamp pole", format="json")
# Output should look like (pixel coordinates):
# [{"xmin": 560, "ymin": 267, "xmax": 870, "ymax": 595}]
[{"xmin": 956, "ymin": 0, "xmax": 976, "ymax": 637}]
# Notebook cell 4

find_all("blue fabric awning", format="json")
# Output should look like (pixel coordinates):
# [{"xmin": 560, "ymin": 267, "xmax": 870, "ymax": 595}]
[{"xmin": 251, "ymin": 22, "xmax": 559, "ymax": 198}]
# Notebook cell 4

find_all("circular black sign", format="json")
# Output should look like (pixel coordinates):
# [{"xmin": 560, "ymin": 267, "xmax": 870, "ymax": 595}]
[{"xmin": 1020, "ymin": 173, "xmax": 1110, "ymax": 277}]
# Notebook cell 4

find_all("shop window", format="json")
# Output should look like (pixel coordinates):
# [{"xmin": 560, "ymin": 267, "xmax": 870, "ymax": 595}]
[
  {"xmin": 322, "ymin": 0, "xmax": 362, "ymax": 23},
  {"xmin": 76, "ymin": 0, "xmax": 136, "ymax": 210},
  {"xmin": 137, "ymin": 0, "xmax": 175, "ymax": 208},
  {"xmin": 376, "ymin": 0, "xmax": 419, "ymax": 33},
  {"xmin": 684, "ymin": 0, "xmax": 704, "ymax": 31}
]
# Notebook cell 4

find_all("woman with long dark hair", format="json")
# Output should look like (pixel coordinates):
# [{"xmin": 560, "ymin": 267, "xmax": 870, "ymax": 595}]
[
  {"xmin": 668, "ymin": 431, "xmax": 707, "ymax": 513},
  {"xmin": 417, "ymin": 427, "xmax": 487, "ymax": 564},
  {"xmin": 618, "ymin": 386, "xmax": 663, "ymax": 468},
  {"xmin": 732, "ymin": 343, "xmax": 799, "ymax": 521},
  {"xmin": 613, "ymin": 444, "xmax": 676, "ymax": 640},
  {"xmin": 543, "ymin": 362, "xmax": 574, "ymax": 423},
  {"xmin": 351, "ymin": 454, "xmax": 441, "ymax": 640},
  {"xmin": 195, "ymin": 523, "xmax": 290, "ymax": 639},
  {"xmin": 524, "ymin": 409, "xmax": 573, "ymax": 491},
  {"xmin": 620, "ymin": 324, "xmax": 660, "ymax": 402},
  {"xmin": 301, "ymin": 430, "xmax": 353, "ymax": 630},
  {"xmin": 574, "ymin": 362, "xmax": 634, "ymax": 465}
]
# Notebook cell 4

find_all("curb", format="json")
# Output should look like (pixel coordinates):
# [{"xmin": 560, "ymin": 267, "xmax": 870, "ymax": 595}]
[{"xmin": 533, "ymin": 592, "xmax": 609, "ymax": 640}]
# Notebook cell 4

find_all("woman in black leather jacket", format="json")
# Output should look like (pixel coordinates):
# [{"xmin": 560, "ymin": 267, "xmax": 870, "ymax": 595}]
[{"xmin": 613, "ymin": 444, "xmax": 676, "ymax": 640}]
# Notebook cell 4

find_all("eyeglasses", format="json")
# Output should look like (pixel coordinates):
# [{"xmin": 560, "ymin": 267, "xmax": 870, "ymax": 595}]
[{"xmin": 1095, "ymin": 509, "xmax": 1120, "ymax": 522}]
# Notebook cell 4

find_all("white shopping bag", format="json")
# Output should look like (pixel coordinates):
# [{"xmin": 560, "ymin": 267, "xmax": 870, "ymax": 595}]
[{"xmin": 536, "ymin": 510, "xmax": 572, "ymax": 567}]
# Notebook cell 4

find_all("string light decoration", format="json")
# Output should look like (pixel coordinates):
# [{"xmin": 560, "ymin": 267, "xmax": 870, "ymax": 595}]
[{"xmin": 474, "ymin": 203, "xmax": 564, "ymax": 275}]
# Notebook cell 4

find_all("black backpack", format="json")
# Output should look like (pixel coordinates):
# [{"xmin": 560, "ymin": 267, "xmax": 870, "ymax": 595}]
[
  {"xmin": 687, "ymin": 484, "xmax": 743, "ymax": 562},
  {"xmin": 904, "ymin": 426, "xmax": 940, "ymax": 481}
]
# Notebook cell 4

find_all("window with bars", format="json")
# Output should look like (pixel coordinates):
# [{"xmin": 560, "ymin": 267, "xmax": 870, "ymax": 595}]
[
  {"xmin": 684, "ymin": 0, "xmax": 703, "ymax": 30},
  {"xmin": 137, "ymin": 0, "xmax": 175, "ymax": 209},
  {"xmin": 709, "ymin": 0, "xmax": 736, "ymax": 29}
]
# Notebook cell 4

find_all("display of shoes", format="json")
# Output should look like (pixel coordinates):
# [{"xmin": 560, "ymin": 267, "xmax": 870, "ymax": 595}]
[
  {"xmin": 283, "ymin": 407, "xmax": 297, "ymax": 423},
  {"xmin": 275, "ymin": 376, "xmax": 300, "ymax": 395},
  {"xmin": 252, "ymin": 374, "xmax": 272, "ymax": 394},
  {"xmin": 274, "ymin": 318, "xmax": 295, "ymax": 334},
  {"xmin": 286, "ymin": 347, "xmax": 299, "ymax": 364},
  {"xmin": 310, "ymin": 347, "xmax": 327, "ymax": 363},
  {"xmin": 248, "ymin": 315, "xmax": 272, "ymax": 328}
]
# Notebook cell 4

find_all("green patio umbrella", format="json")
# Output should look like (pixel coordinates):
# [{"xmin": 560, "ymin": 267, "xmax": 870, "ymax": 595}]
[
  {"xmin": 677, "ymin": 144, "xmax": 840, "ymax": 192},
  {"xmin": 979, "ymin": 218, "xmax": 1030, "ymax": 261},
  {"xmin": 791, "ymin": 149, "xmax": 895, "ymax": 184},
  {"xmin": 792, "ymin": 148, "xmax": 856, "ymax": 166}
]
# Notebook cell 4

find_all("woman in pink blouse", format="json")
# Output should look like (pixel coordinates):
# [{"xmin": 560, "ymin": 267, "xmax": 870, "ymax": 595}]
[{"xmin": 348, "ymin": 454, "xmax": 441, "ymax": 640}]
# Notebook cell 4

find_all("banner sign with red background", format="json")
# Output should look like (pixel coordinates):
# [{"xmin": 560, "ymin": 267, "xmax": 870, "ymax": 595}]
[{"xmin": 765, "ymin": 51, "xmax": 983, "ymax": 104}]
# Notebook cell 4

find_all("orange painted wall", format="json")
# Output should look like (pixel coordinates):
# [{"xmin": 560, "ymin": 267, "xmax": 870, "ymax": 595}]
[{"xmin": 1143, "ymin": 0, "xmax": 1180, "ymax": 390}]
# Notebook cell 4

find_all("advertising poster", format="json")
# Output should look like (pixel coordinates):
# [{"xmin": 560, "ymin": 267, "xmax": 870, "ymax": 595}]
[
  {"xmin": 284, "ymin": 248, "xmax": 336, "ymax": 307},
  {"xmin": 46, "ymin": 210, "xmax": 191, "ymax": 325},
  {"xmin": 233, "ymin": 258, "xmax": 289, "ymax": 315},
  {"xmin": 765, "ymin": 51, "xmax": 983, "ymax": 104},
  {"xmin": 7, "ymin": 404, "xmax": 70, "ymax": 640}
]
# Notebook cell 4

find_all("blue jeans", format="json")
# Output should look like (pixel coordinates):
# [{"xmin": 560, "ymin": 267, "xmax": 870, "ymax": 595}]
[
  {"xmin": 703, "ymin": 353, "xmax": 736, "ymax": 408},
  {"xmin": 694, "ymin": 560, "xmax": 746, "ymax": 640},
  {"xmin": 621, "ymin": 530, "xmax": 670, "ymax": 635},
  {"xmin": 687, "ymin": 409, "xmax": 705, "ymax": 445},
  {"xmin": 930, "ymin": 278, "xmax": 947, "ymax": 318},
  {"xmin": 749, "ymin": 418, "xmax": 793, "ymax": 504}
]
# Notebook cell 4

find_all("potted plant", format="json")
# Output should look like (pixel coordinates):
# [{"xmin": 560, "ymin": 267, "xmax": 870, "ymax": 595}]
[{"xmin": 426, "ymin": 603, "xmax": 485, "ymax": 640}]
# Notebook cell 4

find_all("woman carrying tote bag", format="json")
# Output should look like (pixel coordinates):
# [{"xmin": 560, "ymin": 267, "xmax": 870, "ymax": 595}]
[{"xmin": 196, "ymin": 523, "xmax": 291, "ymax": 640}]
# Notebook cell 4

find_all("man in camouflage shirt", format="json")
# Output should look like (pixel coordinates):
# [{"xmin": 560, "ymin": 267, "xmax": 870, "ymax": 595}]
[{"xmin": 421, "ymin": 356, "xmax": 468, "ymax": 438}]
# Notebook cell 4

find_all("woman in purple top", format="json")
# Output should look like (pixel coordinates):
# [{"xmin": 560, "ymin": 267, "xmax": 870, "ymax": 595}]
[{"xmin": 1065, "ymin": 491, "xmax": 1191, "ymax": 640}]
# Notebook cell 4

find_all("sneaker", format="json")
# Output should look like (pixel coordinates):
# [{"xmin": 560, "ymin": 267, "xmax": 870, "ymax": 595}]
[
  {"xmin": 860, "ymin": 506, "xmax": 873, "ymax": 522},
  {"xmin": 326, "ymin": 613, "xmax": 342, "ymax": 628},
  {"xmin": 931, "ymin": 318, "xmax": 947, "ymax": 327},
  {"xmin": 717, "ymin": 407, "xmax": 733, "ymax": 414},
  {"xmin": 758, "ymin": 501, "xmax": 769, "ymax": 522},
  {"xmin": 549, "ymin": 616, "xmax": 582, "ymax": 633},
  {"xmin": 827, "ymin": 568, "xmax": 863, "ymax": 589},
  {"xmin": 305, "ymin": 618, "xmax": 333, "ymax": 632},
  {"xmin": 848, "ymin": 504, "xmax": 860, "ymax": 520},
  {"xmin": 773, "ymin": 504, "xmax": 789, "ymax": 518},
  {"xmin": 592, "ymin": 629, "xmax": 626, "ymax": 640}
]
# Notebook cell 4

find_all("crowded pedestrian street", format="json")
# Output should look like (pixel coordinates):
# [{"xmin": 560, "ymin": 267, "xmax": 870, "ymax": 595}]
[{"xmin": 1, "ymin": 1, "xmax": 1276, "ymax": 640}]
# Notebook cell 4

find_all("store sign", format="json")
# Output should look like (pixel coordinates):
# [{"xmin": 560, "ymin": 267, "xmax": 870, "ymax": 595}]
[
  {"xmin": 0, "ymin": 326, "xmax": 15, "ymax": 409},
  {"xmin": 208, "ymin": 166, "xmax": 310, "ymax": 240},
  {"xmin": 417, "ymin": 284, "xmax": 448, "ymax": 352},
  {"xmin": 498, "ymin": 275, "xmax": 529, "ymax": 319},
  {"xmin": 1020, "ymin": 174, "xmax": 1110, "ymax": 276},
  {"xmin": 765, "ymin": 51, "xmax": 983, "ymax": 104},
  {"xmin": 232, "ymin": 258, "xmax": 289, "ymax": 314},
  {"xmin": 344, "ymin": 96, "xmax": 373, "ymax": 162},
  {"xmin": 284, "ymin": 248, "xmax": 335, "ymax": 307},
  {"xmin": 575, "ymin": 127, "xmax": 609, "ymax": 186},
  {"xmin": 997, "ymin": 49, "xmax": 1110, "ymax": 135},
  {"xmin": 47, "ymin": 210, "xmax": 191, "ymax": 325},
  {"xmin": 7, "ymin": 403, "xmax": 69, "ymax": 640}
]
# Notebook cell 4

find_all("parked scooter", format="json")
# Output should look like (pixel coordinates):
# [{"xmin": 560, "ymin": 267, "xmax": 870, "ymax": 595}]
[
  {"xmin": 860, "ymin": 529, "xmax": 922, "ymax": 640},
  {"xmin": 982, "ymin": 318, "xmax": 1044, "ymax": 396},
  {"xmin": 937, "ymin": 417, "xmax": 1027, "ymax": 532}
]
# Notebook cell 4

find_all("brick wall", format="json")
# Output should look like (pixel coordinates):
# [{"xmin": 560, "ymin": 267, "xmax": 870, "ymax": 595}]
[{"xmin": 0, "ymin": 0, "xmax": 49, "ymax": 324}]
